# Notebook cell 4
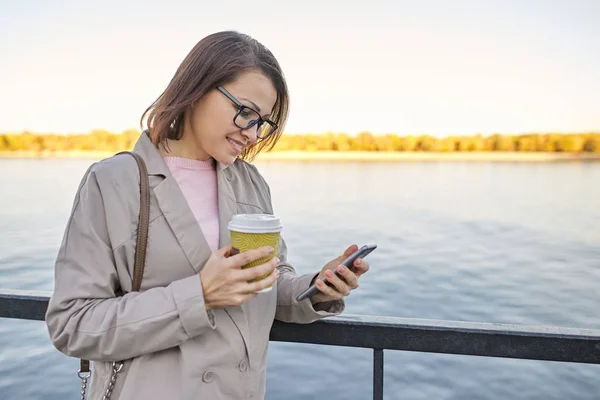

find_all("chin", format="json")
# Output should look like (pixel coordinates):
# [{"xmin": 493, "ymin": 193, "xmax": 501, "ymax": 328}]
[
  {"xmin": 208, "ymin": 140, "xmax": 246, "ymax": 166},
  {"xmin": 211, "ymin": 152, "xmax": 238, "ymax": 166}
]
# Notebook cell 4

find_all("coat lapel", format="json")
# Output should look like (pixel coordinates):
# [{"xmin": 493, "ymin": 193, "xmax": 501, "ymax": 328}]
[
  {"xmin": 216, "ymin": 165, "xmax": 236, "ymax": 249},
  {"xmin": 132, "ymin": 131, "xmax": 212, "ymax": 274},
  {"xmin": 153, "ymin": 177, "xmax": 212, "ymax": 274},
  {"xmin": 217, "ymin": 164, "xmax": 252, "ymax": 363}
]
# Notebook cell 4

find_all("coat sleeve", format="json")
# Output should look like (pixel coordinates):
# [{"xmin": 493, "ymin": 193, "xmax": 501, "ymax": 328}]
[
  {"xmin": 45, "ymin": 164, "xmax": 216, "ymax": 362},
  {"xmin": 244, "ymin": 162, "xmax": 345, "ymax": 323},
  {"xmin": 274, "ymin": 236, "xmax": 345, "ymax": 324}
]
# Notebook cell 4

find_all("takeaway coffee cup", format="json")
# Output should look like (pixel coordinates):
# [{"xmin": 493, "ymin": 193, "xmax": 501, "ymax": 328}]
[{"xmin": 228, "ymin": 214, "xmax": 283, "ymax": 293}]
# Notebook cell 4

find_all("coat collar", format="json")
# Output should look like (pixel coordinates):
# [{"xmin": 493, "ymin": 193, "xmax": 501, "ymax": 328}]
[{"xmin": 133, "ymin": 130, "xmax": 232, "ymax": 177}]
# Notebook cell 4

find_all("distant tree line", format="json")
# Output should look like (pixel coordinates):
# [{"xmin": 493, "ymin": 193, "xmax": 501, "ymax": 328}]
[{"xmin": 1, "ymin": 129, "xmax": 599, "ymax": 153}]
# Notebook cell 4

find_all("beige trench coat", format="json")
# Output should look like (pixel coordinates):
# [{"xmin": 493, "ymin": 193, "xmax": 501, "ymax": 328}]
[{"xmin": 45, "ymin": 132, "xmax": 344, "ymax": 399}]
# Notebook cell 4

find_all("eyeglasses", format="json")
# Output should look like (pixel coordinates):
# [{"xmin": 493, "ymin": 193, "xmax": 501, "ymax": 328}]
[{"xmin": 217, "ymin": 85, "xmax": 278, "ymax": 140}]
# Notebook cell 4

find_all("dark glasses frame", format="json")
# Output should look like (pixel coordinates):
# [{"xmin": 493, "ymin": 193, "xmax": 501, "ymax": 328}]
[{"xmin": 217, "ymin": 85, "xmax": 278, "ymax": 140}]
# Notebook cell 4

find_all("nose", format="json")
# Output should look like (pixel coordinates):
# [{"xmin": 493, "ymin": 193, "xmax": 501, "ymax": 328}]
[{"xmin": 240, "ymin": 124, "xmax": 259, "ymax": 144}]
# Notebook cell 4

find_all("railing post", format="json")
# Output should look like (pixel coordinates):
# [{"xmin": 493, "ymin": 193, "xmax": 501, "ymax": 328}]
[{"xmin": 373, "ymin": 348, "xmax": 384, "ymax": 400}]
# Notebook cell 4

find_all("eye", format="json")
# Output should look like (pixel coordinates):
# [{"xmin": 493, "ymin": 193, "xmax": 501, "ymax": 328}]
[{"xmin": 239, "ymin": 108, "xmax": 252, "ymax": 118}]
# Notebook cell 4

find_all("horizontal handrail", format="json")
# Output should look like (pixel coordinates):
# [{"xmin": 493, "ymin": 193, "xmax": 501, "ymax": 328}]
[{"xmin": 2, "ymin": 288, "xmax": 600, "ymax": 364}]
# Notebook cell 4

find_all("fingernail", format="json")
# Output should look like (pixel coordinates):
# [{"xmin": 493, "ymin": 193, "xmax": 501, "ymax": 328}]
[
  {"xmin": 325, "ymin": 270, "xmax": 333, "ymax": 278},
  {"xmin": 337, "ymin": 266, "xmax": 345, "ymax": 273},
  {"xmin": 274, "ymin": 257, "xmax": 280, "ymax": 264},
  {"xmin": 266, "ymin": 247, "xmax": 275, "ymax": 254}
]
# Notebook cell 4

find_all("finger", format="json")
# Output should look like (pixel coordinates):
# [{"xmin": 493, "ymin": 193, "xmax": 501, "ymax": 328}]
[
  {"xmin": 240, "ymin": 257, "xmax": 279, "ymax": 282},
  {"xmin": 233, "ymin": 292, "xmax": 258, "ymax": 306},
  {"xmin": 247, "ymin": 267, "xmax": 279, "ymax": 293},
  {"xmin": 352, "ymin": 259, "xmax": 370, "ymax": 278},
  {"xmin": 315, "ymin": 278, "xmax": 344, "ymax": 300},
  {"xmin": 335, "ymin": 265, "xmax": 359, "ymax": 289},
  {"xmin": 228, "ymin": 246, "xmax": 275, "ymax": 269},
  {"xmin": 324, "ymin": 269, "xmax": 351, "ymax": 296}
]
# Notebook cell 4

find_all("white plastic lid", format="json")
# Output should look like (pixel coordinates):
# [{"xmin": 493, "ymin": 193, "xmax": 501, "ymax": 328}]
[{"xmin": 227, "ymin": 214, "xmax": 283, "ymax": 233}]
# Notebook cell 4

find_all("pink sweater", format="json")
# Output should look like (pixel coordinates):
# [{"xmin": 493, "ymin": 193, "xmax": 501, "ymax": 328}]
[{"xmin": 164, "ymin": 156, "xmax": 220, "ymax": 252}]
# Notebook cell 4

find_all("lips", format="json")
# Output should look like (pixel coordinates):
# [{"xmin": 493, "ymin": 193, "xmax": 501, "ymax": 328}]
[{"xmin": 227, "ymin": 137, "xmax": 245, "ymax": 153}]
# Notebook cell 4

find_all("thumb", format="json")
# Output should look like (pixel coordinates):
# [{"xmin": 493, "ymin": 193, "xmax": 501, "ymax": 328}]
[
  {"xmin": 216, "ymin": 244, "xmax": 233, "ymax": 258},
  {"xmin": 336, "ymin": 244, "xmax": 358, "ymax": 262}
]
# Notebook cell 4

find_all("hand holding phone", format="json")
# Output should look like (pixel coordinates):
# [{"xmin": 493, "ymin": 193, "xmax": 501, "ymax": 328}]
[{"xmin": 296, "ymin": 244, "xmax": 376, "ymax": 302}]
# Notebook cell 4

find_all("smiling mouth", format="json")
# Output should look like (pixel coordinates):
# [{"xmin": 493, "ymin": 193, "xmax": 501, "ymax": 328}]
[{"xmin": 227, "ymin": 137, "xmax": 245, "ymax": 152}]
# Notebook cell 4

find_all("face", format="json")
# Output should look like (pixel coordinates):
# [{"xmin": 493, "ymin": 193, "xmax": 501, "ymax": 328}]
[{"xmin": 181, "ymin": 70, "xmax": 277, "ymax": 165}]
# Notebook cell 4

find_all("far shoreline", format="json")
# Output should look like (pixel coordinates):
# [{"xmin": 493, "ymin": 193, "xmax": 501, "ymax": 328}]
[
  {"xmin": 1, "ymin": 150, "xmax": 599, "ymax": 163},
  {"xmin": 255, "ymin": 151, "xmax": 600, "ymax": 163}
]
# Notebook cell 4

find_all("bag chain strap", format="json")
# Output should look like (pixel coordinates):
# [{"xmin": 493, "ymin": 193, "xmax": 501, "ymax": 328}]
[
  {"xmin": 78, "ymin": 361, "xmax": 123, "ymax": 400},
  {"xmin": 102, "ymin": 362, "xmax": 124, "ymax": 400},
  {"xmin": 78, "ymin": 369, "xmax": 90, "ymax": 400}
]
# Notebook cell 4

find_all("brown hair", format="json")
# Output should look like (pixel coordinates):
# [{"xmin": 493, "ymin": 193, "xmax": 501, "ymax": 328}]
[{"xmin": 140, "ymin": 31, "xmax": 289, "ymax": 161}]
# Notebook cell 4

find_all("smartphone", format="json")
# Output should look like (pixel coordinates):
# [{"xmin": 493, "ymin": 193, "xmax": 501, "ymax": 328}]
[{"xmin": 295, "ymin": 244, "xmax": 377, "ymax": 302}]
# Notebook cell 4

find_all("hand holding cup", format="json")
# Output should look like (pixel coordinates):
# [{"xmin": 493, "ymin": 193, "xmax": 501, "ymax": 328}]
[{"xmin": 200, "ymin": 244, "xmax": 279, "ymax": 310}]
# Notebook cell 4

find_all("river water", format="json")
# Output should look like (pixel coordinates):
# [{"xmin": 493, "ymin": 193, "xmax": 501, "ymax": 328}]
[{"xmin": 0, "ymin": 158, "xmax": 599, "ymax": 399}]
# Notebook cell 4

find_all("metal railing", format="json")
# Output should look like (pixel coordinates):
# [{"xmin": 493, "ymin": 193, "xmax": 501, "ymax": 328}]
[{"xmin": 2, "ymin": 288, "xmax": 600, "ymax": 399}]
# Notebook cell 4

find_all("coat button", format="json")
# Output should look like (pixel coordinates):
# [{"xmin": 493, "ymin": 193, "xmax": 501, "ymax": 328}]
[
  {"xmin": 202, "ymin": 370, "xmax": 215, "ymax": 383},
  {"xmin": 238, "ymin": 359, "xmax": 248, "ymax": 372}
]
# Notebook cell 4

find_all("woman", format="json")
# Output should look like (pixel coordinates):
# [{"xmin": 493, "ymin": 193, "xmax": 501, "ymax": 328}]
[{"xmin": 45, "ymin": 30, "xmax": 370, "ymax": 399}]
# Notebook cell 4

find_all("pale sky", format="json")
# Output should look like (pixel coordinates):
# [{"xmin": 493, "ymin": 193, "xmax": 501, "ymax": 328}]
[{"xmin": 1, "ymin": 0, "xmax": 599, "ymax": 136}]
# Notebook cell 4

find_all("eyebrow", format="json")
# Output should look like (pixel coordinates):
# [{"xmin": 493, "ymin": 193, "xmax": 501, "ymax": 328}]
[{"xmin": 239, "ymin": 97, "xmax": 262, "ymax": 113}]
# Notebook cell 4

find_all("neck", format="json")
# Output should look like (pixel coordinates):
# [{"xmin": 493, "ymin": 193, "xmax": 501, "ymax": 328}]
[
  {"xmin": 159, "ymin": 136, "xmax": 211, "ymax": 161},
  {"xmin": 158, "ymin": 115, "xmax": 212, "ymax": 161}
]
